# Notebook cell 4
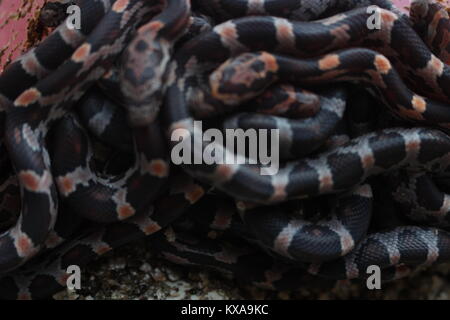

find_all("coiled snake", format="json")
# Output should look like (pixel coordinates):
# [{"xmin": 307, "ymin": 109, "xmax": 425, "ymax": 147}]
[{"xmin": 0, "ymin": 0, "xmax": 449, "ymax": 299}]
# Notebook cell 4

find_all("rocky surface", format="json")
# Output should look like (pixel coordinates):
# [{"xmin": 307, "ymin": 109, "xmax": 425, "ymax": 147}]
[{"xmin": 53, "ymin": 238, "xmax": 450, "ymax": 300}]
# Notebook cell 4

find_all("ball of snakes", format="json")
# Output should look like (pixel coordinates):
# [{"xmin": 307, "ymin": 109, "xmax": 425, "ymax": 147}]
[{"xmin": 0, "ymin": 0, "xmax": 449, "ymax": 299}]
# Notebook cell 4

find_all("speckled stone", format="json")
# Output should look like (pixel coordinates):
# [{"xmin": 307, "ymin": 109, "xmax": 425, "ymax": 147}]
[{"xmin": 54, "ymin": 238, "xmax": 450, "ymax": 300}]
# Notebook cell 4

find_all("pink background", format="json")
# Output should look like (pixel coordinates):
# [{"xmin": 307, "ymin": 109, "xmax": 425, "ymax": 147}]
[
  {"xmin": 0, "ymin": 0, "xmax": 45, "ymax": 72},
  {"xmin": 0, "ymin": 0, "xmax": 448, "ymax": 72}
]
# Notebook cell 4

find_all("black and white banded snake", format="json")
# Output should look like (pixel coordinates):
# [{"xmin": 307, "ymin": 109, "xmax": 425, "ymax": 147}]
[{"xmin": 0, "ymin": 0, "xmax": 449, "ymax": 299}]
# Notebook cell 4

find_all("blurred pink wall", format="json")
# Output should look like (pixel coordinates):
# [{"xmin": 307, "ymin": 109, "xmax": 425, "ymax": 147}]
[
  {"xmin": 0, "ymin": 0, "xmax": 449, "ymax": 72},
  {"xmin": 0, "ymin": 0, "xmax": 45, "ymax": 72}
]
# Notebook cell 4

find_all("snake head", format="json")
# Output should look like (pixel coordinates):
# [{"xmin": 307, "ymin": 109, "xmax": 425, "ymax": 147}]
[
  {"xmin": 209, "ymin": 52, "xmax": 279, "ymax": 106},
  {"xmin": 120, "ymin": 36, "xmax": 171, "ymax": 127}
]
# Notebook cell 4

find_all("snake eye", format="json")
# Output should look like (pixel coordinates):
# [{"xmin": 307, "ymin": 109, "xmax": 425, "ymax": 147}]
[{"xmin": 134, "ymin": 40, "xmax": 149, "ymax": 52}]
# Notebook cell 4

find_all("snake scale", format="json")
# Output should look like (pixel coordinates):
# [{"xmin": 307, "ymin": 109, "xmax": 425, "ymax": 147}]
[{"xmin": 0, "ymin": 0, "xmax": 449, "ymax": 299}]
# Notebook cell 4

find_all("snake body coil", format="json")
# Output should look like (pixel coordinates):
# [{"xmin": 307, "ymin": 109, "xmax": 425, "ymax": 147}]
[{"xmin": 0, "ymin": 0, "xmax": 449, "ymax": 299}]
